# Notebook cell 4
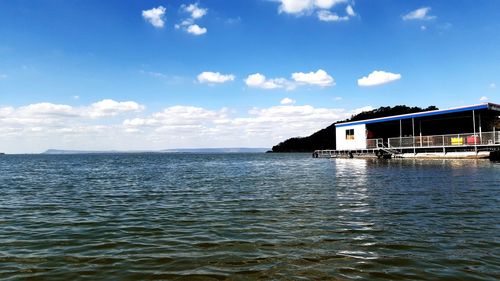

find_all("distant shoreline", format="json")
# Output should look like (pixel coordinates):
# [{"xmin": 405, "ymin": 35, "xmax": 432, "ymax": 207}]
[{"xmin": 39, "ymin": 148, "xmax": 270, "ymax": 155}]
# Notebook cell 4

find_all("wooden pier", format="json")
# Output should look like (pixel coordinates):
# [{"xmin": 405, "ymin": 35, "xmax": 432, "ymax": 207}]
[{"xmin": 314, "ymin": 131, "xmax": 500, "ymax": 159}]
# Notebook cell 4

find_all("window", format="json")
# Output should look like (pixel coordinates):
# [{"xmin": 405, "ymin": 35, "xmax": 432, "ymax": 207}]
[{"xmin": 346, "ymin": 129, "xmax": 355, "ymax": 140}]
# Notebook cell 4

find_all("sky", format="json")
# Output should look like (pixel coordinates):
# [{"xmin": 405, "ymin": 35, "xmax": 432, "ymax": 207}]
[{"xmin": 0, "ymin": 0, "xmax": 499, "ymax": 153}]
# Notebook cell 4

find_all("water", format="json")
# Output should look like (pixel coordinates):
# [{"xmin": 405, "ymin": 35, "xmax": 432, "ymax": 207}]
[{"xmin": 0, "ymin": 153, "xmax": 499, "ymax": 280}]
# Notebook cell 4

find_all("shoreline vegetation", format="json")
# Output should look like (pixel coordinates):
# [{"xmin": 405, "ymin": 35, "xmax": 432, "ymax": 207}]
[{"xmin": 271, "ymin": 105, "xmax": 438, "ymax": 153}]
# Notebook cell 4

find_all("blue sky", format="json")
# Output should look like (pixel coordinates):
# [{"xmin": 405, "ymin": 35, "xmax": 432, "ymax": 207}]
[{"xmin": 1, "ymin": 0, "xmax": 499, "ymax": 153}]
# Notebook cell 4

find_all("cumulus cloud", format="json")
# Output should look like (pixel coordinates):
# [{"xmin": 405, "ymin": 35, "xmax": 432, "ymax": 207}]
[
  {"xmin": 0, "ymin": 99, "xmax": 144, "ymax": 126},
  {"xmin": 279, "ymin": 0, "xmax": 314, "ymax": 14},
  {"xmin": 480, "ymin": 96, "xmax": 489, "ymax": 102},
  {"xmin": 0, "ymin": 99, "xmax": 146, "ymax": 152},
  {"xmin": 317, "ymin": 10, "xmax": 349, "ymax": 22},
  {"xmin": 87, "ymin": 99, "xmax": 145, "ymax": 118},
  {"xmin": 183, "ymin": 3, "xmax": 207, "ymax": 19},
  {"xmin": 403, "ymin": 7, "xmax": 436, "ymax": 21},
  {"xmin": 316, "ymin": 0, "xmax": 347, "ymax": 9},
  {"xmin": 22, "ymin": 103, "xmax": 76, "ymax": 116},
  {"xmin": 277, "ymin": 0, "xmax": 355, "ymax": 22},
  {"xmin": 124, "ymin": 106, "xmax": 225, "ymax": 129},
  {"xmin": 246, "ymin": 69, "xmax": 335, "ymax": 90},
  {"xmin": 245, "ymin": 73, "xmax": 292, "ymax": 90},
  {"xmin": 357, "ymin": 70, "xmax": 401, "ymax": 87},
  {"xmin": 280, "ymin": 97, "xmax": 296, "ymax": 105},
  {"xmin": 1, "ymin": 99, "xmax": 376, "ymax": 153},
  {"xmin": 292, "ymin": 69, "xmax": 335, "ymax": 86},
  {"xmin": 142, "ymin": 6, "xmax": 167, "ymax": 28},
  {"xmin": 279, "ymin": 0, "xmax": 347, "ymax": 14},
  {"xmin": 186, "ymin": 24, "xmax": 207, "ymax": 35},
  {"xmin": 123, "ymin": 104, "xmax": 357, "ymax": 147},
  {"xmin": 176, "ymin": 3, "xmax": 208, "ymax": 35},
  {"xmin": 197, "ymin": 71, "xmax": 235, "ymax": 84}
]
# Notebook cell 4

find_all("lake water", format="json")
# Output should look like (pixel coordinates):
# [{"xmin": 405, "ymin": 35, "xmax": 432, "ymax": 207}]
[{"xmin": 0, "ymin": 153, "xmax": 499, "ymax": 280}]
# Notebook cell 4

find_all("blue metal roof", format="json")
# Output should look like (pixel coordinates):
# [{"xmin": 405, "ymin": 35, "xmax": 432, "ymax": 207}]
[{"xmin": 336, "ymin": 103, "xmax": 497, "ymax": 128}]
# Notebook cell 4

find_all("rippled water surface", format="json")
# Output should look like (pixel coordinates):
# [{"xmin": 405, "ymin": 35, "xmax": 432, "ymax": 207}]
[{"xmin": 0, "ymin": 153, "xmax": 499, "ymax": 280}]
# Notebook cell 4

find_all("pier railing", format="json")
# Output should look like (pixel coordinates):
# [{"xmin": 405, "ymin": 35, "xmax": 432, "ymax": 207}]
[
  {"xmin": 387, "ymin": 131, "xmax": 500, "ymax": 149},
  {"xmin": 366, "ymin": 138, "xmax": 384, "ymax": 149}
]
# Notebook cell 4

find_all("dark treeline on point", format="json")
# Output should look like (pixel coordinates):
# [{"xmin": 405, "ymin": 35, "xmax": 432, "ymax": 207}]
[{"xmin": 271, "ymin": 105, "xmax": 438, "ymax": 152}]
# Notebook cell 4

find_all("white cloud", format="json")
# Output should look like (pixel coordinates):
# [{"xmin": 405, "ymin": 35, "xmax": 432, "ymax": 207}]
[
  {"xmin": 197, "ymin": 72, "xmax": 235, "ymax": 84},
  {"xmin": 280, "ymin": 97, "xmax": 296, "ymax": 105},
  {"xmin": 245, "ymin": 73, "xmax": 292, "ymax": 90},
  {"xmin": 177, "ymin": 3, "xmax": 208, "ymax": 35},
  {"xmin": 175, "ymin": 19, "xmax": 193, "ymax": 29},
  {"xmin": 142, "ymin": 6, "xmax": 166, "ymax": 28},
  {"xmin": 334, "ymin": 96, "xmax": 342, "ymax": 101},
  {"xmin": 278, "ymin": 0, "xmax": 347, "ymax": 14},
  {"xmin": 315, "ymin": 0, "xmax": 347, "ymax": 9},
  {"xmin": 357, "ymin": 70, "xmax": 401, "ymax": 87},
  {"xmin": 186, "ymin": 24, "xmax": 207, "ymax": 35},
  {"xmin": 277, "ymin": 0, "xmax": 354, "ymax": 22},
  {"xmin": 1, "ymin": 99, "xmax": 376, "ymax": 153},
  {"xmin": 317, "ymin": 10, "xmax": 349, "ymax": 22},
  {"xmin": 124, "ymin": 104, "xmax": 355, "ymax": 147},
  {"xmin": 279, "ymin": 0, "xmax": 314, "ymax": 14},
  {"xmin": 480, "ymin": 96, "xmax": 489, "ymax": 102},
  {"xmin": 403, "ymin": 7, "xmax": 436, "ymax": 21},
  {"xmin": 292, "ymin": 69, "xmax": 335, "ymax": 87},
  {"xmin": 0, "ymin": 99, "xmax": 145, "ymax": 139},
  {"xmin": 18, "ymin": 103, "xmax": 78, "ymax": 118},
  {"xmin": 346, "ymin": 5, "xmax": 355, "ymax": 17},
  {"xmin": 124, "ymin": 106, "xmax": 225, "ymax": 129},
  {"xmin": 183, "ymin": 3, "xmax": 207, "ymax": 19},
  {"xmin": 0, "ymin": 100, "xmax": 146, "ymax": 153},
  {"xmin": 490, "ymin": 83, "xmax": 496, "ymax": 89},
  {"xmin": 352, "ymin": 105, "xmax": 374, "ymax": 115},
  {"xmin": 87, "ymin": 99, "xmax": 145, "ymax": 118},
  {"xmin": 245, "ymin": 70, "xmax": 335, "ymax": 90}
]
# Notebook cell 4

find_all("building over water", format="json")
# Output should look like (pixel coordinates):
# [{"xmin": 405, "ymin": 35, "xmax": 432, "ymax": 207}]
[{"xmin": 315, "ymin": 103, "xmax": 500, "ymax": 159}]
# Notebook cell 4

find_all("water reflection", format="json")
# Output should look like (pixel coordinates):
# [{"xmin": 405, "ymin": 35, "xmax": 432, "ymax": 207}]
[
  {"xmin": 333, "ymin": 158, "xmax": 368, "ymax": 186},
  {"xmin": 329, "ymin": 159, "xmax": 380, "ymax": 262}
]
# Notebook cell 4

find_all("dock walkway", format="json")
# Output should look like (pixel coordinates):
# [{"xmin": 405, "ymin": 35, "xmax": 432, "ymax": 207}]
[{"xmin": 314, "ymin": 131, "xmax": 500, "ymax": 159}]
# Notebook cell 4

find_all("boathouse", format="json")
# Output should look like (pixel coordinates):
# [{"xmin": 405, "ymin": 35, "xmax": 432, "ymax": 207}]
[{"xmin": 322, "ymin": 102, "xmax": 500, "ymax": 158}]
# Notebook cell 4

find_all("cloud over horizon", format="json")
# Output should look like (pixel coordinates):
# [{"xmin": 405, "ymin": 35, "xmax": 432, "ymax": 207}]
[{"xmin": 0, "ymin": 99, "xmax": 371, "ymax": 153}]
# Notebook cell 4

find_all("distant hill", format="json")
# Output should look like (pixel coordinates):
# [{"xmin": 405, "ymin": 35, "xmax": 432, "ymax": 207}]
[
  {"xmin": 41, "ymin": 148, "xmax": 269, "ymax": 154},
  {"xmin": 271, "ymin": 105, "xmax": 438, "ymax": 152},
  {"xmin": 42, "ymin": 149, "xmax": 136, "ymax": 154},
  {"xmin": 161, "ymin": 148, "xmax": 269, "ymax": 153}
]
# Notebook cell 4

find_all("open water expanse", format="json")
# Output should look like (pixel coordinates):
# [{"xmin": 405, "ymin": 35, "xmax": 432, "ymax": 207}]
[{"xmin": 0, "ymin": 153, "xmax": 499, "ymax": 280}]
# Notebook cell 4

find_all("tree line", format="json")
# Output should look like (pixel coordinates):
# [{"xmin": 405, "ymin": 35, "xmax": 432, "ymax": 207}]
[{"xmin": 271, "ymin": 105, "xmax": 438, "ymax": 152}]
